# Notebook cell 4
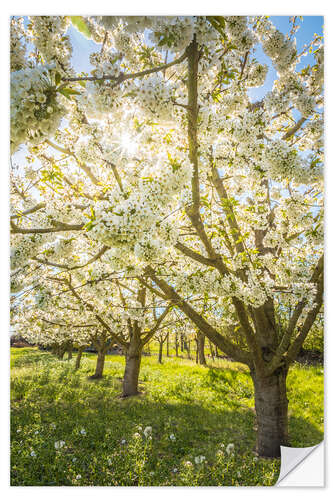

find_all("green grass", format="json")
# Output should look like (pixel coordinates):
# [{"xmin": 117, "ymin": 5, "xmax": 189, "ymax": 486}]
[{"xmin": 10, "ymin": 348, "xmax": 323, "ymax": 486}]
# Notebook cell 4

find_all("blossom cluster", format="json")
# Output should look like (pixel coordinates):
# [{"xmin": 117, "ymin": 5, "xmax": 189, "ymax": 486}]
[
  {"xmin": 11, "ymin": 65, "xmax": 66, "ymax": 153},
  {"xmin": 28, "ymin": 17, "xmax": 72, "ymax": 75},
  {"xmin": 10, "ymin": 17, "xmax": 27, "ymax": 71}
]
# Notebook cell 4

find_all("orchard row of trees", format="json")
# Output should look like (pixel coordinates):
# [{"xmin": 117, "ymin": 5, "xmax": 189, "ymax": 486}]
[{"xmin": 10, "ymin": 16, "xmax": 323, "ymax": 457}]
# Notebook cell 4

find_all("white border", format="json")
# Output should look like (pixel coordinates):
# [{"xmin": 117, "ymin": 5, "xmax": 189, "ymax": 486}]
[{"xmin": 1, "ymin": 2, "xmax": 332, "ymax": 498}]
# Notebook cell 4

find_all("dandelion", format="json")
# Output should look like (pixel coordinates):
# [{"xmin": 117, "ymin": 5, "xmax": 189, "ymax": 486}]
[
  {"xmin": 226, "ymin": 443, "xmax": 235, "ymax": 455},
  {"xmin": 121, "ymin": 439, "xmax": 126, "ymax": 444},
  {"xmin": 137, "ymin": 426, "xmax": 143, "ymax": 431},
  {"xmin": 80, "ymin": 428, "xmax": 86, "ymax": 435},
  {"xmin": 35, "ymin": 430, "xmax": 39, "ymax": 435},
  {"xmin": 150, "ymin": 471, "xmax": 155, "ymax": 476},
  {"xmin": 30, "ymin": 450, "xmax": 36, "ymax": 457},
  {"xmin": 133, "ymin": 432, "xmax": 141, "ymax": 439},
  {"xmin": 16, "ymin": 429, "xmax": 21, "ymax": 433},
  {"xmin": 184, "ymin": 461, "xmax": 193, "ymax": 467},
  {"xmin": 54, "ymin": 440, "xmax": 66, "ymax": 450},
  {"xmin": 143, "ymin": 426, "xmax": 152, "ymax": 437},
  {"xmin": 72, "ymin": 457, "xmax": 77, "ymax": 463},
  {"xmin": 253, "ymin": 456, "xmax": 258, "ymax": 462},
  {"xmin": 169, "ymin": 433, "xmax": 176, "ymax": 441},
  {"xmin": 76, "ymin": 474, "xmax": 82, "ymax": 480},
  {"xmin": 194, "ymin": 455, "xmax": 206, "ymax": 464},
  {"xmin": 173, "ymin": 467, "xmax": 178, "ymax": 473}
]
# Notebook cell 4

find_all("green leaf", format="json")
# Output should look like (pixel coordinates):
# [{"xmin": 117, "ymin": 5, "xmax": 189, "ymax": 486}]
[
  {"xmin": 58, "ymin": 88, "xmax": 81, "ymax": 100},
  {"xmin": 70, "ymin": 16, "xmax": 92, "ymax": 39}
]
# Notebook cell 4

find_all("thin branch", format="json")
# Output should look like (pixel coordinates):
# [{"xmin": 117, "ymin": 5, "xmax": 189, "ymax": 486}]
[{"xmin": 61, "ymin": 50, "xmax": 188, "ymax": 84}]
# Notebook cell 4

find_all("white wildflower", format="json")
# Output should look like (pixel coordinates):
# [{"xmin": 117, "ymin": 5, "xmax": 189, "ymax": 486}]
[
  {"xmin": 226, "ymin": 443, "xmax": 235, "ymax": 455},
  {"xmin": 143, "ymin": 426, "xmax": 152, "ymax": 437},
  {"xmin": 54, "ymin": 440, "xmax": 66, "ymax": 450}
]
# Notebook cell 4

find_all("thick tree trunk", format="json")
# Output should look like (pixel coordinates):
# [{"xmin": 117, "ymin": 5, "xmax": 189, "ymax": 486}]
[
  {"xmin": 67, "ymin": 346, "xmax": 73, "ymax": 360},
  {"xmin": 158, "ymin": 341, "xmax": 163, "ymax": 363},
  {"xmin": 197, "ymin": 332, "xmax": 207, "ymax": 365},
  {"xmin": 90, "ymin": 349, "xmax": 106, "ymax": 379},
  {"xmin": 251, "ymin": 367, "xmax": 289, "ymax": 458},
  {"xmin": 122, "ymin": 339, "xmax": 142, "ymax": 397},
  {"xmin": 75, "ymin": 348, "xmax": 84, "ymax": 370}
]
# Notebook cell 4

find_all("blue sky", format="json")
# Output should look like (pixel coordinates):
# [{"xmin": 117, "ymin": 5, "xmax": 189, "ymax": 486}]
[
  {"xmin": 13, "ymin": 16, "xmax": 323, "ymax": 168},
  {"xmin": 67, "ymin": 16, "xmax": 323, "ymax": 98},
  {"xmin": 21, "ymin": 15, "xmax": 324, "ymax": 97}
]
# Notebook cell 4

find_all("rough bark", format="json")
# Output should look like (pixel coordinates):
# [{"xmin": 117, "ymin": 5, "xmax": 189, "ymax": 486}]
[
  {"xmin": 175, "ymin": 333, "xmax": 179, "ymax": 357},
  {"xmin": 251, "ymin": 367, "xmax": 289, "ymax": 457},
  {"xmin": 75, "ymin": 348, "xmax": 84, "ymax": 370},
  {"xmin": 122, "ymin": 338, "xmax": 142, "ymax": 397},
  {"xmin": 67, "ymin": 346, "xmax": 73, "ymax": 360},
  {"xmin": 197, "ymin": 332, "xmax": 207, "ymax": 365}
]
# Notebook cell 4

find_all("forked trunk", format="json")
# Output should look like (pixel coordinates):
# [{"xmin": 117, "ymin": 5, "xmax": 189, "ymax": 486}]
[
  {"xmin": 197, "ymin": 332, "xmax": 206, "ymax": 365},
  {"xmin": 91, "ymin": 349, "xmax": 106, "ymax": 379},
  {"xmin": 75, "ymin": 348, "xmax": 84, "ymax": 370},
  {"xmin": 251, "ymin": 367, "xmax": 289, "ymax": 458},
  {"xmin": 158, "ymin": 341, "xmax": 163, "ymax": 363},
  {"xmin": 122, "ymin": 340, "xmax": 142, "ymax": 397}
]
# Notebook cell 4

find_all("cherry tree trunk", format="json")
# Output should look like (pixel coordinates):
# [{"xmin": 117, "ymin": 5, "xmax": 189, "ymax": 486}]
[
  {"xmin": 251, "ymin": 367, "xmax": 289, "ymax": 458},
  {"xmin": 197, "ymin": 332, "xmax": 206, "ymax": 366},
  {"xmin": 57, "ymin": 347, "xmax": 66, "ymax": 360},
  {"xmin": 209, "ymin": 341, "xmax": 215, "ymax": 362},
  {"xmin": 175, "ymin": 333, "xmax": 179, "ymax": 357},
  {"xmin": 166, "ymin": 333, "xmax": 170, "ymax": 357},
  {"xmin": 180, "ymin": 334, "xmax": 184, "ymax": 352},
  {"xmin": 91, "ymin": 349, "xmax": 106, "ymax": 379},
  {"xmin": 158, "ymin": 341, "xmax": 163, "ymax": 363},
  {"xmin": 67, "ymin": 346, "xmax": 73, "ymax": 360},
  {"xmin": 122, "ymin": 339, "xmax": 142, "ymax": 397},
  {"xmin": 75, "ymin": 348, "xmax": 84, "ymax": 370}
]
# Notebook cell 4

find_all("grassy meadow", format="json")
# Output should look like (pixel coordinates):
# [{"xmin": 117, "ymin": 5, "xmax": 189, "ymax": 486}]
[{"xmin": 10, "ymin": 347, "xmax": 324, "ymax": 486}]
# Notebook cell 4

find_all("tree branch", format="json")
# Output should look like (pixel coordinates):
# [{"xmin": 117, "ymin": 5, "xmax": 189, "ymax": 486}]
[{"xmin": 61, "ymin": 50, "xmax": 188, "ymax": 85}]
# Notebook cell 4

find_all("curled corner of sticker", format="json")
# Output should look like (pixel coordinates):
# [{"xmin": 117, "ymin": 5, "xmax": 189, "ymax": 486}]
[{"xmin": 276, "ymin": 441, "xmax": 324, "ymax": 487}]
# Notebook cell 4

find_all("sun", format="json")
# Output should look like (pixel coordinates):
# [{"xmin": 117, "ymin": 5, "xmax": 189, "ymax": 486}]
[{"xmin": 120, "ymin": 133, "xmax": 138, "ymax": 156}]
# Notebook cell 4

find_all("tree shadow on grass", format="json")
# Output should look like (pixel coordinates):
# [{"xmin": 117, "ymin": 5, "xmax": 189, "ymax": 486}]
[{"xmin": 11, "ymin": 373, "xmax": 323, "ymax": 487}]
